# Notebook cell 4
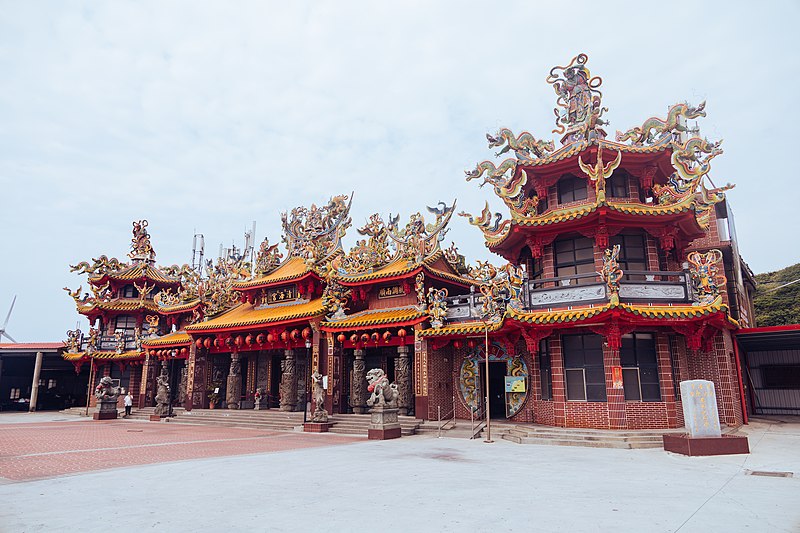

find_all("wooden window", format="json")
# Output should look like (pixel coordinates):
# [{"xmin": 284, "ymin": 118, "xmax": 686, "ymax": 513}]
[
  {"xmin": 610, "ymin": 233, "xmax": 648, "ymax": 280},
  {"xmin": 620, "ymin": 333, "xmax": 661, "ymax": 401},
  {"xmin": 563, "ymin": 334, "xmax": 606, "ymax": 401},
  {"xmin": 555, "ymin": 236, "xmax": 595, "ymax": 284},
  {"xmin": 557, "ymin": 174, "xmax": 588, "ymax": 204},
  {"xmin": 122, "ymin": 285, "xmax": 136, "ymax": 298},
  {"xmin": 607, "ymin": 170, "xmax": 630, "ymax": 199}
]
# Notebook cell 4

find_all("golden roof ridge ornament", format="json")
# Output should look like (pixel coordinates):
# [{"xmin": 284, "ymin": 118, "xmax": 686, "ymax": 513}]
[
  {"xmin": 281, "ymin": 193, "xmax": 353, "ymax": 267},
  {"xmin": 129, "ymin": 220, "xmax": 156, "ymax": 262},
  {"xmin": 386, "ymin": 200, "xmax": 457, "ymax": 264}
]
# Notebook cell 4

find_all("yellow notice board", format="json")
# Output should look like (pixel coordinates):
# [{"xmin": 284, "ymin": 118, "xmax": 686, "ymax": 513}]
[{"xmin": 505, "ymin": 375, "xmax": 526, "ymax": 393}]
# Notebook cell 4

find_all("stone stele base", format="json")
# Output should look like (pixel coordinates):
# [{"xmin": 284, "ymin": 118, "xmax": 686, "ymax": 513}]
[
  {"xmin": 93, "ymin": 400, "xmax": 118, "ymax": 420},
  {"xmin": 663, "ymin": 434, "xmax": 750, "ymax": 456},
  {"xmin": 304, "ymin": 422, "xmax": 332, "ymax": 433},
  {"xmin": 368, "ymin": 406, "xmax": 401, "ymax": 440}
]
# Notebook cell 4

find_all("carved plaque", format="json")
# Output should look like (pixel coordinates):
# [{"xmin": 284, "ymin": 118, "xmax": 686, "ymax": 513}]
[
  {"xmin": 378, "ymin": 285, "xmax": 404, "ymax": 299},
  {"xmin": 266, "ymin": 285, "xmax": 298, "ymax": 304},
  {"xmin": 528, "ymin": 284, "xmax": 606, "ymax": 307},
  {"xmin": 619, "ymin": 283, "xmax": 687, "ymax": 301}
]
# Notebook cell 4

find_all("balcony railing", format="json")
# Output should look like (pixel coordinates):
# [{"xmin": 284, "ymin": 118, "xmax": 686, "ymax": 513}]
[
  {"xmin": 444, "ymin": 269, "xmax": 693, "ymax": 323},
  {"xmin": 76, "ymin": 333, "xmax": 139, "ymax": 353}
]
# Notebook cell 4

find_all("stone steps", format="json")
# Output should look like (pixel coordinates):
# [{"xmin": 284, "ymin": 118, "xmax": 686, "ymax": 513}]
[
  {"xmin": 327, "ymin": 414, "xmax": 423, "ymax": 437},
  {"xmin": 165, "ymin": 409, "xmax": 305, "ymax": 431},
  {"xmin": 489, "ymin": 423, "xmax": 683, "ymax": 449}
]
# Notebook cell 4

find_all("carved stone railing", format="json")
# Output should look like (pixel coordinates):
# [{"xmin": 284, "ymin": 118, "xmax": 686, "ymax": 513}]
[
  {"xmin": 524, "ymin": 270, "xmax": 691, "ymax": 310},
  {"xmin": 79, "ymin": 333, "xmax": 139, "ymax": 353},
  {"xmin": 443, "ymin": 270, "xmax": 692, "ymax": 322}
]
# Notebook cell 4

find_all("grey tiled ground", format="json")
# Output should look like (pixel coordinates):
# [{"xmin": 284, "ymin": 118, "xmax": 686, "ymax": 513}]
[{"xmin": 0, "ymin": 414, "xmax": 798, "ymax": 532}]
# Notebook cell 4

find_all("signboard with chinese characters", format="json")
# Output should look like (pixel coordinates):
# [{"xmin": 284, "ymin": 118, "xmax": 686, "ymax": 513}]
[
  {"xmin": 266, "ymin": 285, "xmax": 298, "ymax": 304},
  {"xmin": 378, "ymin": 285, "xmax": 404, "ymax": 299},
  {"xmin": 680, "ymin": 379, "xmax": 722, "ymax": 438},
  {"xmin": 611, "ymin": 366, "xmax": 623, "ymax": 389}
]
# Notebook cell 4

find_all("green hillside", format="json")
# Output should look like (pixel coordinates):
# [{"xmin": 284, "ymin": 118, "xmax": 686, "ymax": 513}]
[{"xmin": 754, "ymin": 263, "xmax": 800, "ymax": 326}]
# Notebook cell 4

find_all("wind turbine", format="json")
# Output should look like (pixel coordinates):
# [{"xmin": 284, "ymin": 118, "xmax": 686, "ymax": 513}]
[{"xmin": 0, "ymin": 296, "xmax": 18, "ymax": 343}]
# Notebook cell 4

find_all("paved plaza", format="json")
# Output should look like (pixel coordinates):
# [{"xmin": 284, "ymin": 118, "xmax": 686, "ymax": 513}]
[{"xmin": 0, "ymin": 414, "xmax": 798, "ymax": 532}]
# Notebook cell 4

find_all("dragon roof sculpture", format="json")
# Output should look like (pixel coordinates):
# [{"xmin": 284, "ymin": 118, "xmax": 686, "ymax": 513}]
[
  {"xmin": 386, "ymin": 200, "xmax": 457, "ymax": 264},
  {"xmin": 340, "ymin": 213, "xmax": 392, "ymax": 275},
  {"xmin": 281, "ymin": 193, "xmax": 353, "ymax": 268}
]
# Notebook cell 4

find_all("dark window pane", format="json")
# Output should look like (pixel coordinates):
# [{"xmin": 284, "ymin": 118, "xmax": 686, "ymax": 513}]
[
  {"xmin": 575, "ymin": 247, "xmax": 594, "ymax": 262},
  {"xmin": 557, "ymin": 251, "xmax": 575, "ymax": 265},
  {"xmin": 564, "ymin": 350, "xmax": 583, "ymax": 368},
  {"xmin": 585, "ymin": 366, "xmax": 606, "ymax": 384},
  {"xmin": 622, "ymin": 368, "xmax": 641, "ymax": 400},
  {"xmin": 639, "ymin": 366, "xmax": 660, "ymax": 385},
  {"xmin": 641, "ymin": 383, "xmax": 662, "ymax": 401},
  {"xmin": 762, "ymin": 365, "xmax": 800, "ymax": 389},
  {"xmin": 573, "ymin": 184, "xmax": 588, "ymax": 201},
  {"xmin": 620, "ymin": 347, "xmax": 636, "ymax": 367},
  {"xmin": 556, "ymin": 240, "xmax": 573, "ymax": 253},
  {"xmin": 586, "ymin": 384, "xmax": 607, "ymax": 401},
  {"xmin": 565, "ymin": 369, "xmax": 586, "ymax": 400}
]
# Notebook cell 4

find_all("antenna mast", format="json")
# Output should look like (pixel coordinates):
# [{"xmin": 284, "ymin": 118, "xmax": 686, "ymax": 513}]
[{"xmin": 191, "ymin": 231, "xmax": 205, "ymax": 274}]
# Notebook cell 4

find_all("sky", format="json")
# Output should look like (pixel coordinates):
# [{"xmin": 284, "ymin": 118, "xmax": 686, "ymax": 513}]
[{"xmin": 1, "ymin": 1, "xmax": 799, "ymax": 342}]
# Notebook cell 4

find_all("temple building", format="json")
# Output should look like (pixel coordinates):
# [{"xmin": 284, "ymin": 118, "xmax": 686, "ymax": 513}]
[{"xmin": 62, "ymin": 54, "xmax": 754, "ymax": 431}]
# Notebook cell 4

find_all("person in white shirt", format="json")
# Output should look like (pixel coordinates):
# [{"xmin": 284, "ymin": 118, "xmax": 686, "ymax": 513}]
[{"xmin": 124, "ymin": 391, "xmax": 133, "ymax": 417}]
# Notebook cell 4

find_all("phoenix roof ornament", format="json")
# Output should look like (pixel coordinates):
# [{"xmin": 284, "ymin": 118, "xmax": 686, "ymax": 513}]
[{"xmin": 386, "ymin": 201, "xmax": 456, "ymax": 264}]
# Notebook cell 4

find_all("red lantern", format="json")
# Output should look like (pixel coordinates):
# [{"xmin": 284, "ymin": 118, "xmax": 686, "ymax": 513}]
[
  {"xmin": 225, "ymin": 337, "xmax": 234, "ymax": 347},
  {"xmin": 180, "ymin": 347, "xmax": 187, "ymax": 356},
  {"xmin": 361, "ymin": 333, "xmax": 369, "ymax": 343},
  {"xmin": 371, "ymin": 332, "xmax": 379, "ymax": 343},
  {"xmin": 245, "ymin": 334, "xmax": 254, "ymax": 346},
  {"xmin": 235, "ymin": 335, "xmax": 243, "ymax": 347},
  {"xmin": 383, "ymin": 331, "xmax": 392, "ymax": 343},
  {"xmin": 350, "ymin": 334, "xmax": 359, "ymax": 344},
  {"xmin": 397, "ymin": 328, "xmax": 407, "ymax": 338},
  {"xmin": 280, "ymin": 331, "xmax": 289, "ymax": 342},
  {"xmin": 453, "ymin": 340, "xmax": 462, "ymax": 350},
  {"xmin": 467, "ymin": 339, "xmax": 476, "ymax": 349},
  {"xmin": 302, "ymin": 327, "xmax": 312, "ymax": 340},
  {"xmin": 195, "ymin": 339, "xmax": 203, "ymax": 349},
  {"xmin": 204, "ymin": 338, "xmax": 212, "ymax": 349},
  {"xmin": 291, "ymin": 329, "xmax": 300, "ymax": 341},
  {"xmin": 337, "ymin": 333, "xmax": 346, "ymax": 344},
  {"xmin": 213, "ymin": 338, "xmax": 221, "ymax": 348},
  {"xmin": 267, "ymin": 333, "xmax": 276, "ymax": 344},
  {"xmin": 256, "ymin": 333, "xmax": 266, "ymax": 344}
]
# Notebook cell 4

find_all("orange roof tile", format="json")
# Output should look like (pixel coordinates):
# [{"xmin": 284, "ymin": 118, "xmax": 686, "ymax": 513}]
[
  {"xmin": 63, "ymin": 350, "xmax": 143, "ymax": 361},
  {"xmin": 418, "ymin": 320, "xmax": 504, "ymax": 337},
  {"xmin": 185, "ymin": 299, "xmax": 325, "ymax": 332},
  {"xmin": 142, "ymin": 330, "xmax": 191, "ymax": 347},
  {"xmin": 233, "ymin": 257, "xmax": 313, "ymax": 289},
  {"xmin": 321, "ymin": 306, "xmax": 427, "ymax": 330}
]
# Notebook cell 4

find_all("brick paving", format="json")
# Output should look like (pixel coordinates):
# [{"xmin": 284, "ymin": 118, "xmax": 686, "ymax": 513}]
[{"xmin": 0, "ymin": 419, "xmax": 362, "ymax": 482}]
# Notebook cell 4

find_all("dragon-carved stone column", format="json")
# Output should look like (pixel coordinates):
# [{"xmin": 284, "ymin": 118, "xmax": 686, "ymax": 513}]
[
  {"xmin": 280, "ymin": 349, "xmax": 297, "ymax": 411},
  {"xmin": 226, "ymin": 352, "xmax": 241, "ymax": 409},
  {"xmin": 351, "ymin": 349, "xmax": 367, "ymax": 414},
  {"xmin": 396, "ymin": 346, "xmax": 411, "ymax": 416}
]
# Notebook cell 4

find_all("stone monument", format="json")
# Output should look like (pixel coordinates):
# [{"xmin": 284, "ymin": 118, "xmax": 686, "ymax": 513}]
[
  {"xmin": 366, "ymin": 368, "xmax": 401, "ymax": 440},
  {"xmin": 93, "ymin": 376, "xmax": 120, "ymax": 420},
  {"xmin": 663, "ymin": 379, "xmax": 749, "ymax": 456}
]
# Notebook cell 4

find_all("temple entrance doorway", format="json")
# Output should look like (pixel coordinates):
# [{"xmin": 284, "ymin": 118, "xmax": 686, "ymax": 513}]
[
  {"xmin": 458, "ymin": 342, "xmax": 529, "ymax": 419},
  {"xmin": 487, "ymin": 362, "xmax": 506, "ymax": 419}
]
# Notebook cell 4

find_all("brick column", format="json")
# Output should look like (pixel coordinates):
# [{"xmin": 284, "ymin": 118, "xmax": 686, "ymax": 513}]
[
  {"xmin": 604, "ymin": 344, "xmax": 626, "ymax": 429},
  {"xmin": 715, "ymin": 331, "xmax": 743, "ymax": 426},
  {"xmin": 413, "ymin": 324, "xmax": 429, "ymax": 419},
  {"xmin": 657, "ymin": 333, "xmax": 678, "ymax": 428},
  {"xmin": 550, "ymin": 336, "xmax": 566, "ymax": 427},
  {"xmin": 138, "ymin": 353, "xmax": 156, "ymax": 408}
]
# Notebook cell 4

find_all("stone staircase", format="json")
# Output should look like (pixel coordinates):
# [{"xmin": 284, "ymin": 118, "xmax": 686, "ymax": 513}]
[
  {"xmin": 491, "ymin": 422, "xmax": 685, "ymax": 449},
  {"xmin": 163, "ymin": 408, "xmax": 305, "ymax": 431},
  {"xmin": 327, "ymin": 413, "xmax": 423, "ymax": 437}
]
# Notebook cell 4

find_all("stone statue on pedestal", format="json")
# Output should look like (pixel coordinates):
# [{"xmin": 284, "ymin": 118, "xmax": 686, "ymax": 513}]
[
  {"xmin": 366, "ymin": 368, "xmax": 399, "ymax": 407},
  {"xmin": 153, "ymin": 365, "xmax": 170, "ymax": 416},
  {"xmin": 94, "ymin": 375, "xmax": 122, "ymax": 420},
  {"xmin": 311, "ymin": 371, "xmax": 328, "ymax": 423}
]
